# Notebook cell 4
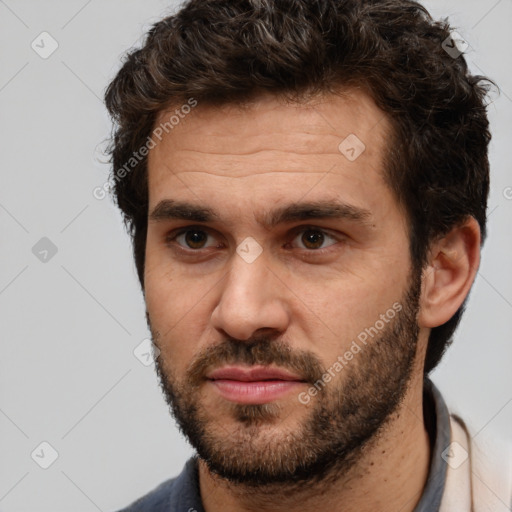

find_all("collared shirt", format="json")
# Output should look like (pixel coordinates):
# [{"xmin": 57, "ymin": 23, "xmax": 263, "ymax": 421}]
[
  {"xmin": 413, "ymin": 379, "xmax": 450, "ymax": 511},
  {"xmin": 117, "ymin": 378, "xmax": 450, "ymax": 512}
]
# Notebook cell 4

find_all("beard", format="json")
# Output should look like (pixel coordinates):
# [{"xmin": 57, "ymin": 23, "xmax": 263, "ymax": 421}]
[{"xmin": 150, "ymin": 272, "xmax": 421, "ymax": 489}]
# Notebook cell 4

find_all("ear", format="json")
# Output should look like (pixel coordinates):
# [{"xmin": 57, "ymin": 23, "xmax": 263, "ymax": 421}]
[{"xmin": 418, "ymin": 217, "xmax": 481, "ymax": 328}]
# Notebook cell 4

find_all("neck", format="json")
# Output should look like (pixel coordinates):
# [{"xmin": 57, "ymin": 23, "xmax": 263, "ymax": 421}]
[{"xmin": 198, "ymin": 371, "xmax": 431, "ymax": 512}]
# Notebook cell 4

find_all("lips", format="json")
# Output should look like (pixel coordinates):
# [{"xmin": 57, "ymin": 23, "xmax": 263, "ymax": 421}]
[
  {"xmin": 206, "ymin": 365, "xmax": 306, "ymax": 404},
  {"xmin": 206, "ymin": 365, "xmax": 305, "ymax": 382}
]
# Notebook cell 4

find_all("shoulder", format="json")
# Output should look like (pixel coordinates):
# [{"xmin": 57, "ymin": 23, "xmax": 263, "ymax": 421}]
[
  {"xmin": 443, "ymin": 414, "xmax": 512, "ymax": 512},
  {"xmin": 114, "ymin": 456, "xmax": 202, "ymax": 512},
  {"xmin": 466, "ymin": 417, "xmax": 512, "ymax": 512},
  {"xmin": 115, "ymin": 477, "xmax": 177, "ymax": 512}
]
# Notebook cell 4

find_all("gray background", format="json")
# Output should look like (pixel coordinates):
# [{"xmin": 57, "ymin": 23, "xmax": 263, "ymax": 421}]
[{"xmin": 0, "ymin": 1, "xmax": 511, "ymax": 511}]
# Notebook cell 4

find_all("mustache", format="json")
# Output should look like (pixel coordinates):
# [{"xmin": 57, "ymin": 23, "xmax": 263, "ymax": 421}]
[{"xmin": 186, "ymin": 336, "xmax": 325, "ymax": 387}]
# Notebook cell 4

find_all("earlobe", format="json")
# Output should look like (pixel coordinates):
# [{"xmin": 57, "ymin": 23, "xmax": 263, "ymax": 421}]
[{"xmin": 418, "ymin": 217, "xmax": 481, "ymax": 328}]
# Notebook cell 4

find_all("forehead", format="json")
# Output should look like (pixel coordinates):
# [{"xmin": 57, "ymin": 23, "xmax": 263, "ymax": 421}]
[{"xmin": 147, "ymin": 90, "xmax": 394, "ymax": 215}]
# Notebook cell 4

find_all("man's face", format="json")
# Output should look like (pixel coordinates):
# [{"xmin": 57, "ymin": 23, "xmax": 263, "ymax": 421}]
[{"xmin": 144, "ymin": 91, "xmax": 423, "ymax": 486}]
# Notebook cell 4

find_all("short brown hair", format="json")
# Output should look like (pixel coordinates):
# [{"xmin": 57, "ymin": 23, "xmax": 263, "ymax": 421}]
[{"xmin": 104, "ymin": 0, "xmax": 493, "ymax": 374}]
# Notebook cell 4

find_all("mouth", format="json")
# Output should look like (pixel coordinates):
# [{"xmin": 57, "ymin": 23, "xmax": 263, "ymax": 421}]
[{"xmin": 206, "ymin": 365, "xmax": 307, "ymax": 404}]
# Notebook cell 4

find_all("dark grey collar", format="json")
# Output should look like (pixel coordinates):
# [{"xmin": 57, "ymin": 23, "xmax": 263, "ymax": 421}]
[{"xmin": 412, "ymin": 378, "xmax": 450, "ymax": 512}]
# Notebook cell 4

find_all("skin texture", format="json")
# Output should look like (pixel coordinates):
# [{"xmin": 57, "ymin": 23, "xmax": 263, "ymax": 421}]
[{"xmin": 144, "ymin": 90, "xmax": 480, "ymax": 512}]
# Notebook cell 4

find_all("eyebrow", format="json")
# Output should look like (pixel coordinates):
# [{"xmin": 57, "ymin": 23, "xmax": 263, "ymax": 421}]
[{"xmin": 148, "ymin": 199, "xmax": 372, "ymax": 228}]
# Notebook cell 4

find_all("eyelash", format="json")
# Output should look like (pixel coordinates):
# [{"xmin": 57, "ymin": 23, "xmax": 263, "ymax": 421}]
[{"xmin": 165, "ymin": 225, "xmax": 342, "ymax": 256}]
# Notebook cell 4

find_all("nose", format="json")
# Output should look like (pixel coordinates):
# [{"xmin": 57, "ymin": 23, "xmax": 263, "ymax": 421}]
[{"xmin": 210, "ymin": 248, "xmax": 291, "ymax": 341}]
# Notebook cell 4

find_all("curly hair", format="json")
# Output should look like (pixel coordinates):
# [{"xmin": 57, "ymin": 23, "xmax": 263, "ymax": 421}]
[{"xmin": 104, "ymin": 0, "xmax": 493, "ymax": 374}]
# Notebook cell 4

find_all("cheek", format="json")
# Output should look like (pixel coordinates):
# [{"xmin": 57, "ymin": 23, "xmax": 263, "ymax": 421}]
[
  {"xmin": 144, "ymin": 251, "xmax": 210, "ymax": 368},
  {"xmin": 288, "ymin": 265, "xmax": 407, "ymax": 356},
  {"xmin": 145, "ymin": 231, "xmax": 185, "ymax": 318},
  {"xmin": 146, "ymin": 288, "xmax": 211, "ymax": 375}
]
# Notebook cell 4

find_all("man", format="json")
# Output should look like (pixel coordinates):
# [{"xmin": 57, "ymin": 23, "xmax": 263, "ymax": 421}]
[{"xmin": 104, "ymin": 0, "xmax": 511, "ymax": 510}]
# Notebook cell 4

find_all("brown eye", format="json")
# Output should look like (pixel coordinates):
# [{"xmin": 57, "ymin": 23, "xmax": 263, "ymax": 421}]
[
  {"xmin": 183, "ymin": 230, "xmax": 208, "ymax": 249},
  {"xmin": 301, "ymin": 229, "xmax": 325, "ymax": 249},
  {"xmin": 293, "ymin": 228, "xmax": 338, "ymax": 251},
  {"xmin": 169, "ymin": 228, "xmax": 216, "ymax": 250}
]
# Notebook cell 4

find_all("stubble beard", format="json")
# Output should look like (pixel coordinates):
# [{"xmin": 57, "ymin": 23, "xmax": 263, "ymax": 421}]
[{"xmin": 151, "ymin": 273, "xmax": 421, "ymax": 490}]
